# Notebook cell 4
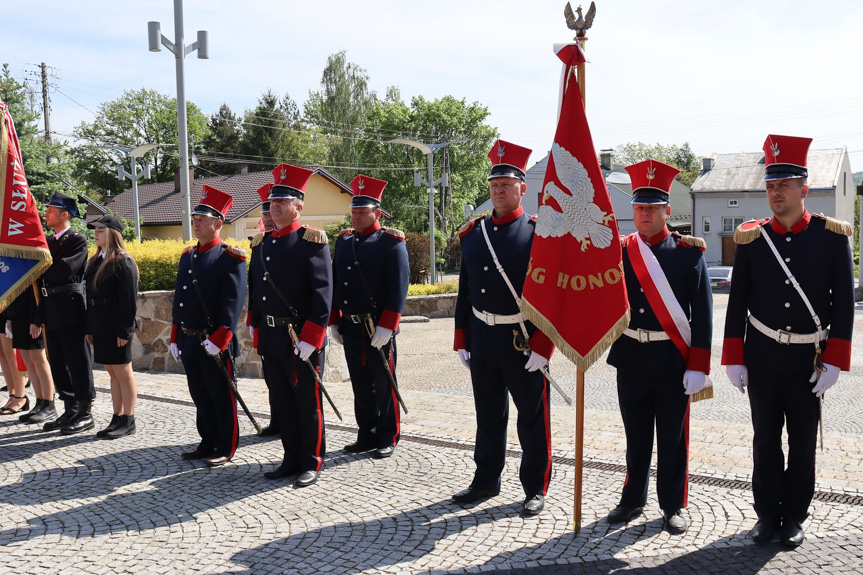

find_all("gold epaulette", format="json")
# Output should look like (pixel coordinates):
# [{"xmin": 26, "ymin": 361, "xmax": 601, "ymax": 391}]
[
  {"xmin": 182, "ymin": 246, "xmax": 194, "ymax": 256},
  {"xmin": 672, "ymin": 232, "xmax": 707, "ymax": 251},
  {"xmin": 338, "ymin": 229, "xmax": 352, "ymax": 238},
  {"xmin": 618, "ymin": 234, "xmax": 628, "ymax": 247},
  {"xmin": 813, "ymin": 213, "xmax": 853, "ymax": 236},
  {"xmin": 458, "ymin": 215, "xmax": 485, "ymax": 239},
  {"xmin": 733, "ymin": 218, "xmax": 771, "ymax": 244},
  {"xmin": 302, "ymin": 226, "xmax": 328, "ymax": 245},
  {"xmin": 384, "ymin": 227, "xmax": 405, "ymax": 241},
  {"xmin": 250, "ymin": 233, "xmax": 265, "ymax": 248},
  {"xmin": 224, "ymin": 243, "xmax": 248, "ymax": 261}
]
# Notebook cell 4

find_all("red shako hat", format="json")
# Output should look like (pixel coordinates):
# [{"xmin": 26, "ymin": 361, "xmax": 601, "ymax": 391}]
[
  {"xmin": 193, "ymin": 185, "xmax": 233, "ymax": 220},
  {"xmin": 625, "ymin": 159, "xmax": 680, "ymax": 205},
  {"xmin": 487, "ymin": 139, "xmax": 532, "ymax": 181}
]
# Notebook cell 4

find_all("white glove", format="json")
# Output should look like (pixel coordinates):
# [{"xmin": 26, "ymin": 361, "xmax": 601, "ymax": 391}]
[
  {"xmin": 249, "ymin": 324, "xmax": 255, "ymax": 339},
  {"xmin": 457, "ymin": 349, "xmax": 470, "ymax": 370},
  {"xmin": 725, "ymin": 365, "xmax": 748, "ymax": 394},
  {"xmin": 170, "ymin": 342, "xmax": 180, "ymax": 362},
  {"xmin": 370, "ymin": 326, "xmax": 393, "ymax": 349},
  {"xmin": 4, "ymin": 322, "xmax": 11, "ymax": 339},
  {"xmin": 328, "ymin": 325, "xmax": 343, "ymax": 346},
  {"xmin": 810, "ymin": 363, "xmax": 840, "ymax": 398},
  {"xmin": 294, "ymin": 340, "xmax": 316, "ymax": 362},
  {"xmin": 683, "ymin": 370, "xmax": 707, "ymax": 395},
  {"xmin": 202, "ymin": 339, "xmax": 221, "ymax": 356},
  {"xmin": 524, "ymin": 351, "xmax": 548, "ymax": 373}
]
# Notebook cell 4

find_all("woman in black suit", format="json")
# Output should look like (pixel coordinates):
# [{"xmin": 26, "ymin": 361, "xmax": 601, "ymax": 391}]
[{"xmin": 84, "ymin": 214, "xmax": 139, "ymax": 439}]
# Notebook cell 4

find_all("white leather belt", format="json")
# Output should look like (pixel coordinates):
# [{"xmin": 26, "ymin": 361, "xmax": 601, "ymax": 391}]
[
  {"xmin": 749, "ymin": 315, "xmax": 828, "ymax": 345},
  {"xmin": 623, "ymin": 328, "xmax": 670, "ymax": 343},
  {"xmin": 472, "ymin": 307, "xmax": 525, "ymax": 326}
]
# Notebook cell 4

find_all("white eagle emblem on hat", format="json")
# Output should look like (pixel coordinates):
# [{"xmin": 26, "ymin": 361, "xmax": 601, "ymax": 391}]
[
  {"xmin": 535, "ymin": 142, "xmax": 614, "ymax": 252},
  {"xmin": 771, "ymin": 143, "xmax": 780, "ymax": 157},
  {"xmin": 280, "ymin": 167, "xmax": 287, "ymax": 182},
  {"xmin": 497, "ymin": 144, "xmax": 505, "ymax": 159}
]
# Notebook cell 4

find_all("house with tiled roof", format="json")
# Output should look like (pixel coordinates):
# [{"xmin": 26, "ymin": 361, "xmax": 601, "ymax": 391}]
[
  {"xmin": 690, "ymin": 148, "xmax": 855, "ymax": 266},
  {"xmin": 100, "ymin": 166, "xmax": 352, "ymax": 240}
]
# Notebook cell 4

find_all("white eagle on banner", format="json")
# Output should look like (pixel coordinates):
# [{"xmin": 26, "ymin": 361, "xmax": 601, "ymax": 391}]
[{"xmin": 536, "ymin": 142, "xmax": 614, "ymax": 251}]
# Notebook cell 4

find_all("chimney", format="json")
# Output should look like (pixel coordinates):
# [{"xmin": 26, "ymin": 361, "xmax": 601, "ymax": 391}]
[
  {"xmin": 174, "ymin": 167, "xmax": 194, "ymax": 192},
  {"xmin": 236, "ymin": 162, "xmax": 249, "ymax": 175},
  {"xmin": 599, "ymin": 149, "xmax": 614, "ymax": 170},
  {"xmin": 702, "ymin": 157, "xmax": 715, "ymax": 171}
]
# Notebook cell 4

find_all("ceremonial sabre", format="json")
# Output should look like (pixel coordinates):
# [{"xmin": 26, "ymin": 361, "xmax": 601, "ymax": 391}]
[
  {"xmin": 287, "ymin": 324, "xmax": 343, "ymax": 421},
  {"xmin": 363, "ymin": 314, "xmax": 409, "ymax": 414}
]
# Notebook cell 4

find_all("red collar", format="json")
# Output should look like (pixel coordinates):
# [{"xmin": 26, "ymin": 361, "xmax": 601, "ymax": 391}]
[
  {"xmin": 638, "ymin": 227, "xmax": 670, "ymax": 246},
  {"xmin": 771, "ymin": 210, "xmax": 811, "ymax": 235},
  {"xmin": 354, "ymin": 222, "xmax": 381, "ymax": 237},
  {"xmin": 271, "ymin": 221, "xmax": 302, "ymax": 238},
  {"xmin": 196, "ymin": 237, "xmax": 221, "ymax": 254},
  {"xmin": 491, "ymin": 205, "xmax": 524, "ymax": 225}
]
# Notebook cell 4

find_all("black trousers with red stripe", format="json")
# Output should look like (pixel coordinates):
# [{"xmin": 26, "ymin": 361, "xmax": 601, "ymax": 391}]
[
  {"xmin": 340, "ymin": 321, "xmax": 400, "ymax": 449},
  {"xmin": 179, "ymin": 334, "xmax": 239, "ymax": 458},
  {"xmin": 467, "ymin": 316, "xmax": 552, "ymax": 498},
  {"xmin": 260, "ymin": 326, "xmax": 326, "ymax": 473},
  {"xmin": 616, "ymin": 368, "xmax": 690, "ymax": 511}
]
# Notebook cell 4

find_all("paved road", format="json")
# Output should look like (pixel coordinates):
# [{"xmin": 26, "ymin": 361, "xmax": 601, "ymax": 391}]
[{"xmin": 1, "ymin": 294, "xmax": 862, "ymax": 573}]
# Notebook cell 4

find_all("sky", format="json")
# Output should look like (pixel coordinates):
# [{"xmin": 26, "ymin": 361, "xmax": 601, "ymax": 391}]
[{"xmin": 3, "ymin": 0, "xmax": 862, "ymax": 174}]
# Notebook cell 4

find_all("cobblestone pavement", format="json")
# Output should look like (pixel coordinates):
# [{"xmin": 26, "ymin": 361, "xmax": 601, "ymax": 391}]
[{"xmin": 1, "ymin": 295, "xmax": 862, "ymax": 573}]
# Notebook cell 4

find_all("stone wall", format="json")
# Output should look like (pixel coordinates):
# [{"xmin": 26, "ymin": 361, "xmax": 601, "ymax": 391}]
[{"xmin": 130, "ymin": 291, "xmax": 457, "ymax": 381}]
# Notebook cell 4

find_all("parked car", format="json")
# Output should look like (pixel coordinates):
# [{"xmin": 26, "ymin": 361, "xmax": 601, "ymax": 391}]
[{"xmin": 708, "ymin": 266, "xmax": 733, "ymax": 293}]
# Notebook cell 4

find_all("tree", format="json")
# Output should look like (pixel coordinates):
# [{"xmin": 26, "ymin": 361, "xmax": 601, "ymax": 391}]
[
  {"xmin": 613, "ymin": 141, "xmax": 702, "ymax": 186},
  {"xmin": 197, "ymin": 103, "xmax": 244, "ymax": 176},
  {"xmin": 71, "ymin": 88, "xmax": 209, "ymax": 197},
  {"xmin": 304, "ymin": 51, "xmax": 377, "ymax": 180}
]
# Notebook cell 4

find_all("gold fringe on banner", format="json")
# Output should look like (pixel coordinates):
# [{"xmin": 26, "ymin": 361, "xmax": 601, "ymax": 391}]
[
  {"xmin": 690, "ymin": 384, "xmax": 714, "ymax": 403},
  {"xmin": 522, "ymin": 299, "xmax": 630, "ymax": 372}
]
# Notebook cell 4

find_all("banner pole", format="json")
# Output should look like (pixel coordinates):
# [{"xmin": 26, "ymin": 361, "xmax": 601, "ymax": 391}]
[{"xmin": 573, "ymin": 34, "xmax": 588, "ymax": 534}]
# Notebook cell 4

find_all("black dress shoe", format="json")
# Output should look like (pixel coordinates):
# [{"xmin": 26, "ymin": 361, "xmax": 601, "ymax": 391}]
[
  {"xmin": 259, "ymin": 424, "xmax": 280, "ymax": 437},
  {"xmin": 750, "ymin": 517, "xmax": 780, "ymax": 543},
  {"xmin": 780, "ymin": 519, "xmax": 805, "ymax": 547},
  {"xmin": 607, "ymin": 505, "xmax": 644, "ymax": 524},
  {"xmin": 205, "ymin": 456, "xmax": 230, "ymax": 467},
  {"xmin": 374, "ymin": 445, "xmax": 394, "ymax": 459},
  {"xmin": 522, "ymin": 494, "xmax": 545, "ymax": 516},
  {"xmin": 452, "ymin": 485, "xmax": 500, "ymax": 504},
  {"xmin": 295, "ymin": 470, "xmax": 320, "ymax": 487},
  {"xmin": 26, "ymin": 401, "xmax": 56, "ymax": 424},
  {"xmin": 344, "ymin": 440, "xmax": 376, "ymax": 453},
  {"xmin": 43, "ymin": 400, "xmax": 78, "ymax": 431},
  {"xmin": 663, "ymin": 509, "xmax": 687, "ymax": 535},
  {"xmin": 264, "ymin": 462, "xmax": 300, "ymax": 479},
  {"xmin": 181, "ymin": 447, "xmax": 214, "ymax": 460}
]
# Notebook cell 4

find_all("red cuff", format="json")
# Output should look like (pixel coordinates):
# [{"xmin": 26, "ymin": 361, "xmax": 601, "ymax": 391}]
[
  {"xmin": 721, "ymin": 337, "xmax": 744, "ymax": 365},
  {"xmin": 301, "ymin": 321, "xmax": 326, "ymax": 349},
  {"xmin": 453, "ymin": 328, "xmax": 466, "ymax": 351},
  {"xmin": 822, "ymin": 337, "xmax": 851, "ymax": 371},
  {"xmin": 170, "ymin": 323, "xmax": 179, "ymax": 344},
  {"xmin": 687, "ymin": 346, "xmax": 711, "ymax": 374},
  {"xmin": 246, "ymin": 309, "xmax": 253, "ymax": 327},
  {"xmin": 378, "ymin": 309, "xmax": 401, "ymax": 332},
  {"xmin": 253, "ymin": 327, "xmax": 259, "ymax": 350},
  {"xmin": 328, "ymin": 309, "xmax": 342, "ymax": 326},
  {"xmin": 209, "ymin": 326, "xmax": 233, "ymax": 351},
  {"xmin": 529, "ymin": 330, "xmax": 556, "ymax": 360}
]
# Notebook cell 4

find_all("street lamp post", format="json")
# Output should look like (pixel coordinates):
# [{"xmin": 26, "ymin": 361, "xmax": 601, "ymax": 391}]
[
  {"xmin": 388, "ymin": 139, "xmax": 449, "ymax": 284},
  {"xmin": 104, "ymin": 144, "xmax": 162, "ymax": 241},
  {"xmin": 148, "ymin": 0, "xmax": 208, "ymax": 241}
]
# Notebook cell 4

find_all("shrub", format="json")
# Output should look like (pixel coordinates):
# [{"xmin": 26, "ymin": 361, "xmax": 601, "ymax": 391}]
[
  {"xmin": 407, "ymin": 280, "xmax": 458, "ymax": 296},
  {"xmin": 404, "ymin": 232, "xmax": 430, "ymax": 285}
]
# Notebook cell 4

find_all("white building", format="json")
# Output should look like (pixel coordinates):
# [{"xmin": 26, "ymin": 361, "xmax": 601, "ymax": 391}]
[{"xmin": 690, "ymin": 148, "xmax": 855, "ymax": 266}]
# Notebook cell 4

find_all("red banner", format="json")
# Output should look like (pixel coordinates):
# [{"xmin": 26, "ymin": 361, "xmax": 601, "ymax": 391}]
[
  {"xmin": 0, "ymin": 101, "xmax": 52, "ymax": 311},
  {"xmin": 521, "ymin": 43, "xmax": 629, "ymax": 370}
]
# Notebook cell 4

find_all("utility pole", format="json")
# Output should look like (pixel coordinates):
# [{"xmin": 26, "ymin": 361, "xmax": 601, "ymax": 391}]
[{"xmin": 40, "ymin": 62, "xmax": 51, "ymax": 144}]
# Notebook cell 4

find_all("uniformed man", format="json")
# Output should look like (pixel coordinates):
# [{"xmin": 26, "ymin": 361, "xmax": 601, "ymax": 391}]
[
  {"xmin": 722, "ymin": 134, "xmax": 854, "ymax": 547},
  {"xmin": 605, "ymin": 159, "xmax": 713, "ymax": 535},
  {"xmin": 251, "ymin": 163, "xmax": 332, "ymax": 487},
  {"xmin": 38, "ymin": 192, "xmax": 96, "ymax": 434},
  {"xmin": 453, "ymin": 139, "xmax": 555, "ymax": 517},
  {"xmin": 248, "ymin": 183, "xmax": 279, "ymax": 437},
  {"xmin": 170, "ymin": 185, "xmax": 247, "ymax": 467},
  {"xmin": 329, "ymin": 175, "xmax": 409, "ymax": 459}
]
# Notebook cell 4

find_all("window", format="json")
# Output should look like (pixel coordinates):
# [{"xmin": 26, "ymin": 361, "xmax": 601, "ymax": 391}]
[
  {"xmin": 702, "ymin": 216, "xmax": 711, "ymax": 233},
  {"xmin": 722, "ymin": 217, "xmax": 744, "ymax": 233},
  {"xmin": 728, "ymin": 199, "xmax": 739, "ymax": 208}
]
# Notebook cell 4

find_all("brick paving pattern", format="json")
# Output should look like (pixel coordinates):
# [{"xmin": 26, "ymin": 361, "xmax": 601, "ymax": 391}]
[{"xmin": 0, "ymin": 294, "xmax": 862, "ymax": 573}]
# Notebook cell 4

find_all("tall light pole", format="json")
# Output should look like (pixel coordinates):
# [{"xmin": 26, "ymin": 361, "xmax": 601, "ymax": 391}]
[
  {"xmin": 103, "ymin": 144, "xmax": 162, "ymax": 241},
  {"xmin": 389, "ymin": 139, "xmax": 449, "ymax": 284},
  {"xmin": 148, "ymin": 1, "xmax": 208, "ymax": 241}
]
